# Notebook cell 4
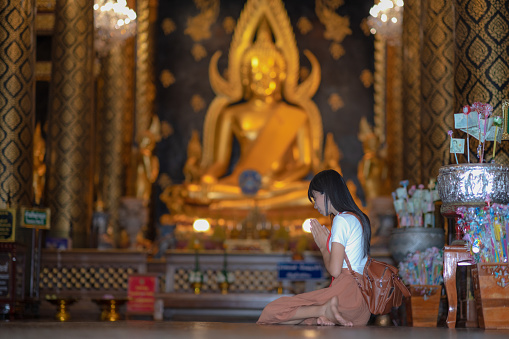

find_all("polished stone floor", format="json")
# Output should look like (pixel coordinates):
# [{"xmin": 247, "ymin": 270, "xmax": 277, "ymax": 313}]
[{"xmin": 1, "ymin": 321, "xmax": 509, "ymax": 339}]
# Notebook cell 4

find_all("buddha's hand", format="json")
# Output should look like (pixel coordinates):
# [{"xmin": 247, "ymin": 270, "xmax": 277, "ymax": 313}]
[
  {"xmin": 310, "ymin": 218, "xmax": 329, "ymax": 251},
  {"xmin": 201, "ymin": 174, "xmax": 218, "ymax": 184}
]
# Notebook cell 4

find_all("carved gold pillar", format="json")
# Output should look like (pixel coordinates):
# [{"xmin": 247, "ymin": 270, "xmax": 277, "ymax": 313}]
[
  {"xmin": 421, "ymin": 0, "xmax": 455, "ymax": 183},
  {"xmin": 47, "ymin": 0, "xmax": 94, "ymax": 246},
  {"xmin": 96, "ymin": 41, "xmax": 134, "ymax": 242},
  {"xmin": 123, "ymin": 37, "xmax": 136, "ymax": 194},
  {"xmin": 373, "ymin": 36, "xmax": 386, "ymax": 146},
  {"xmin": 385, "ymin": 41, "xmax": 403, "ymax": 190},
  {"xmin": 402, "ymin": 0, "xmax": 422, "ymax": 185},
  {"xmin": 135, "ymin": 0, "xmax": 156, "ymax": 141},
  {"xmin": 0, "ymin": 0, "xmax": 36, "ymax": 207},
  {"xmin": 133, "ymin": 0, "xmax": 157, "ymax": 200},
  {"xmin": 454, "ymin": 0, "xmax": 509, "ymax": 165}
]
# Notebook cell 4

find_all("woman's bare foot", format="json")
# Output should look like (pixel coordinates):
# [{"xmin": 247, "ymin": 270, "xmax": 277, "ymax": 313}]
[
  {"xmin": 324, "ymin": 297, "xmax": 353, "ymax": 326},
  {"xmin": 316, "ymin": 316, "xmax": 335, "ymax": 326}
]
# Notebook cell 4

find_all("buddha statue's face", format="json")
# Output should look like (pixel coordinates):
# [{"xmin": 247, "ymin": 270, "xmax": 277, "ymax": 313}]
[{"xmin": 248, "ymin": 55, "xmax": 285, "ymax": 99}]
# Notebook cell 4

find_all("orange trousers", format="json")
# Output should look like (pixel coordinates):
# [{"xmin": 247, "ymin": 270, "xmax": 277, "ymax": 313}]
[{"xmin": 257, "ymin": 268, "xmax": 371, "ymax": 326}]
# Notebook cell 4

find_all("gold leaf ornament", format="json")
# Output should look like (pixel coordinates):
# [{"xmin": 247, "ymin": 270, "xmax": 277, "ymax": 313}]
[
  {"xmin": 162, "ymin": 18, "xmax": 176, "ymax": 35},
  {"xmin": 360, "ymin": 69, "xmax": 374, "ymax": 88},
  {"xmin": 360, "ymin": 18, "xmax": 370, "ymax": 36},
  {"xmin": 329, "ymin": 42, "xmax": 345, "ymax": 60},
  {"xmin": 297, "ymin": 17, "xmax": 313, "ymax": 35},
  {"xmin": 223, "ymin": 16, "xmax": 236, "ymax": 34},
  {"xmin": 191, "ymin": 44, "xmax": 207, "ymax": 61},
  {"xmin": 184, "ymin": 0, "xmax": 219, "ymax": 42},
  {"xmin": 160, "ymin": 69, "xmax": 175, "ymax": 88},
  {"xmin": 328, "ymin": 93, "xmax": 344, "ymax": 111},
  {"xmin": 191, "ymin": 94, "xmax": 206, "ymax": 112},
  {"xmin": 316, "ymin": 0, "xmax": 351, "ymax": 59}
]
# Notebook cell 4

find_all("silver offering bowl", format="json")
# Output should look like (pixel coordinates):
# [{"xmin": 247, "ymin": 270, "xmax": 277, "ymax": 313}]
[{"xmin": 437, "ymin": 163, "xmax": 509, "ymax": 217}]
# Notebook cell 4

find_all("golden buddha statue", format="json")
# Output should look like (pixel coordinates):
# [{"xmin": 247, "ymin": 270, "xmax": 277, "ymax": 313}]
[
  {"xmin": 357, "ymin": 117, "xmax": 390, "ymax": 201},
  {"xmin": 183, "ymin": 16, "xmax": 322, "ymax": 211},
  {"xmin": 162, "ymin": 1, "xmax": 323, "ymax": 220},
  {"xmin": 33, "ymin": 122, "xmax": 46, "ymax": 206},
  {"xmin": 135, "ymin": 115, "xmax": 161, "ymax": 204},
  {"xmin": 319, "ymin": 132, "xmax": 343, "ymax": 175},
  {"xmin": 183, "ymin": 130, "xmax": 202, "ymax": 183}
]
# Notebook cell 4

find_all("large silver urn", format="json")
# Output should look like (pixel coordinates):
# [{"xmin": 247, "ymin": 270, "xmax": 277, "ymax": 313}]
[
  {"xmin": 437, "ymin": 163, "xmax": 509, "ymax": 217},
  {"xmin": 388, "ymin": 227, "xmax": 445, "ymax": 263}
]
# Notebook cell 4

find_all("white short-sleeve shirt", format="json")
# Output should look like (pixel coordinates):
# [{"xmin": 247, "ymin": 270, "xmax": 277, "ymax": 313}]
[{"xmin": 328, "ymin": 212, "xmax": 367, "ymax": 275}]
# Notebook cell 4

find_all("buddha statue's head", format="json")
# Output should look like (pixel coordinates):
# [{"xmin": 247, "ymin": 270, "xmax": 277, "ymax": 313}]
[
  {"xmin": 241, "ymin": 19, "xmax": 286, "ymax": 101},
  {"xmin": 358, "ymin": 117, "xmax": 379, "ymax": 153}
]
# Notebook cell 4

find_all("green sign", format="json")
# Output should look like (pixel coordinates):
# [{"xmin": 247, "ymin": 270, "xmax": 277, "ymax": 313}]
[
  {"xmin": 21, "ymin": 207, "xmax": 50, "ymax": 229},
  {"xmin": 0, "ymin": 209, "xmax": 16, "ymax": 242}
]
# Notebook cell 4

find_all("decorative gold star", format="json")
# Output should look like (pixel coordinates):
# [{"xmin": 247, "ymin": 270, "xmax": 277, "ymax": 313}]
[
  {"xmin": 191, "ymin": 94, "xmax": 206, "ymax": 112},
  {"xmin": 328, "ymin": 93, "xmax": 344, "ymax": 111},
  {"xmin": 329, "ymin": 42, "xmax": 345, "ymax": 60},
  {"xmin": 162, "ymin": 18, "xmax": 176, "ymax": 35},
  {"xmin": 191, "ymin": 43, "xmax": 207, "ymax": 61},
  {"xmin": 223, "ymin": 16, "xmax": 236, "ymax": 34},
  {"xmin": 184, "ymin": 0, "xmax": 219, "ymax": 42},
  {"xmin": 160, "ymin": 69, "xmax": 175, "ymax": 88},
  {"xmin": 360, "ymin": 18, "xmax": 371, "ymax": 36},
  {"xmin": 297, "ymin": 17, "xmax": 313, "ymax": 35},
  {"xmin": 360, "ymin": 69, "xmax": 374, "ymax": 88},
  {"xmin": 316, "ymin": 0, "xmax": 351, "ymax": 43}
]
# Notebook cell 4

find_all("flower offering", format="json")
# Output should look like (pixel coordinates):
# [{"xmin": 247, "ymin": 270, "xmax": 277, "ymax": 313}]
[
  {"xmin": 398, "ymin": 247, "xmax": 444, "ymax": 286},
  {"xmin": 392, "ymin": 180, "xmax": 440, "ymax": 227},
  {"xmin": 456, "ymin": 204, "xmax": 509, "ymax": 263},
  {"xmin": 453, "ymin": 101, "xmax": 502, "ymax": 163}
]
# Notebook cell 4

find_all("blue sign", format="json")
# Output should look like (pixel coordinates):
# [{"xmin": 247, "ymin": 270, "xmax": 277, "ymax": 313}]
[{"xmin": 277, "ymin": 262, "xmax": 324, "ymax": 280}]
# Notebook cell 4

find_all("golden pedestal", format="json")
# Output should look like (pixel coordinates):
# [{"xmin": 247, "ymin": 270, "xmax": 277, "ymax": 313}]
[
  {"xmin": 92, "ymin": 298, "xmax": 129, "ymax": 322},
  {"xmin": 46, "ymin": 297, "xmax": 77, "ymax": 322}
]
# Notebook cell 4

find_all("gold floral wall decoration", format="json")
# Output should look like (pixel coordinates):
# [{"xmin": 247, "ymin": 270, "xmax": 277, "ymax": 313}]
[
  {"xmin": 161, "ymin": 121, "xmax": 174, "ymax": 138},
  {"xmin": 160, "ymin": 69, "xmax": 175, "ymax": 88},
  {"xmin": 191, "ymin": 43, "xmax": 207, "ymax": 61},
  {"xmin": 328, "ymin": 93, "xmax": 344, "ymax": 111},
  {"xmin": 360, "ymin": 17, "xmax": 370, "ymax": 36},
  {"xmin": 329, "ymin": 43, "xmax": 345, "ymax": 60},
  {"xmin": 222, "ymin": 16, "xmax": 236, "ymax": 34},
  {"xmin": 184, "ymin": 0, "xmax": 219, "ymax": 41},
  {"xmin": 315, "ymin": 0, "xmax": 352, "ymax": 60},
  {"xmin": 162, "ymin": 18, "xmax": 176, "ymax": 35},
  {"xmin": 360, "ymin": 69, "xmax": 373, "ymax": 88},
  {"xmin": 191, "ymin": 94, "xmax": 206, "ymax": 112},
  {"xmin": 184, "ymin": 0, "xmax": 220, "ymax": 62},
  {"xmin": 297, "ymin": 17, "xmax": 313, "ymax": 34}
]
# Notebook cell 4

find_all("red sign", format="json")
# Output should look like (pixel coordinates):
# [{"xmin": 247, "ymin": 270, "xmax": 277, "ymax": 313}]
[{"xmin": 127, "ymin": 274, "xmax": 158, "ymax": 314}]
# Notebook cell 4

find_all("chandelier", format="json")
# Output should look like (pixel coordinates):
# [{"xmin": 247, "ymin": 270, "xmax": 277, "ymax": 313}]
[
  {"xmin": 94, "ymin": 0, "xmax": 137, "ymax": 55},
  {"xmin": 367, "ymin": 0, "xmax": 404, "ymax": 43}
]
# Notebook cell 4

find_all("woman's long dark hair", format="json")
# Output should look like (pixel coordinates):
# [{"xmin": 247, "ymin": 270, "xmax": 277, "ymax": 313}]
[{"xmin": 307, "ymin": 169, "xmax": 371, "ymax": 257}]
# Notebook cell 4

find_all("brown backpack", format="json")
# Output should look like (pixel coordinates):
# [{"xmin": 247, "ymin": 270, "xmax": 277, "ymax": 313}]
[{"xmin": 345, "ymin": 255, "xmax": 411, "ymax": 315}]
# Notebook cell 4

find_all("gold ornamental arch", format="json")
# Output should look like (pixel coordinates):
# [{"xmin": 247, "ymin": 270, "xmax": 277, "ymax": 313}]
[{"xmin": 201, "ymin": 0, "xmax": 323, "ymax": 171}]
